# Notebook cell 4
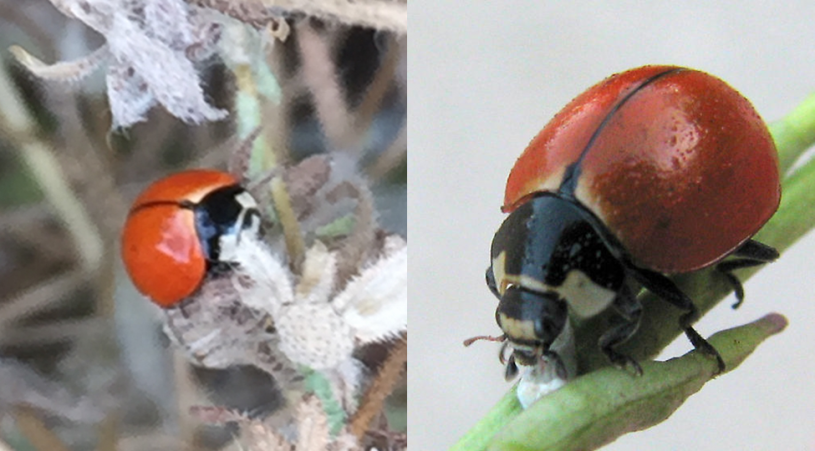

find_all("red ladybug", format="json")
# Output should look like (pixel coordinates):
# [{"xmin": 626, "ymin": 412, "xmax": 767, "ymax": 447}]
[
  {"xmin": 121, "ymin": 170, "xmax": 262, "ymax": 307},
  {"xmin": 486, "ymin": 66, "xmax": 780, "ymax": 379}
]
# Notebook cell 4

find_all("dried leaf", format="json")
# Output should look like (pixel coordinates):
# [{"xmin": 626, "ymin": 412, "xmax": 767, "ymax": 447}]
[
  {"xmin": 9, "ymin": 44, "xmax": 110, "ymax": 84},
  {"xmin": 31, "ymin": 0, "xmax": 229, "ymax": 127}
]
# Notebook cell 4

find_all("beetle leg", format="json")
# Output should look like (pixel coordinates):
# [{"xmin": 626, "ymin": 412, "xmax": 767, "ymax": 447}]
[
  {"xmin": 628, "ymin": 267, "xmax": 726, "ymax": 374},
  {"xmin": 598, "ymin": 283, "xmax": 643, "ymax": 376},
  {"xmin": 716, "ymin": 239, "xmax": 779, "ymax": 309},
  {"xmin": 541, "ymin": 350, "xmax": 568, "ymax": 380},
  {"xmin": 505, "ymin": 354, "xmax": 519, "ymax": 381},
  {"xmin": 498, "ymin": 340, "xmax": 511, "ymax": 365},
  {"xmin": 732, "ymin": 239, "xmax": 780, "ymax": 260}
]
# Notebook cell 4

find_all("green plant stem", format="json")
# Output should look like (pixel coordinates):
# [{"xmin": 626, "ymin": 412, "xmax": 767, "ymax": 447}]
[
  {"xmin": 453, "ymin": 314, "xmax": 786, "ymax": 451},
  {"xmin": 489, "ymin": 314, "xmax": 787, "ymax": 451},
  {"xmin": 229, "ymin": 30, "xmax": 305, "ymax": 269},
  {"xmin": 451, "ymin": 388, "xmax": 521, "ymax": 451},
  {"xmin": 771, "ymin": 92, "xmax": 815, "ymax": 173}
]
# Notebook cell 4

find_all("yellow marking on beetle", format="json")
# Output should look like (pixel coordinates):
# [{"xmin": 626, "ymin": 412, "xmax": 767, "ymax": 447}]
[
  {"xmin": 558, "ymin": 270, "xmax": 616, "ymax": 318},
  {"xmin": 492, "ymin": 252, "xmax": 549, "ymax": 294},
  {"xmin": 493, "ymin": 248, "xmax": 616, "ymax": 320},
  {"xmin": 498, "ymin": 313, "xmax": 538, "ymax": 342}
]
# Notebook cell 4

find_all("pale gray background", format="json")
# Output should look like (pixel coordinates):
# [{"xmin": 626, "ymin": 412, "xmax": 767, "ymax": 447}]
[{"xmin": 409, "ymin": 3, "xmax": 815, "ymax": 450}]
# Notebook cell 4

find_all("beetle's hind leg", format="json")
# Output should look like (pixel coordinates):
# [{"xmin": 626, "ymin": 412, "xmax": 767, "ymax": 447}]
[
  {"xmin": 629, "ymin": 267, "xmax": 726, "ymax": 374},
  {"xmin": 599, "ymin": 283, "xmax": 644, "ymax": 376},
  {"xmin": 716, "ymin": 239, "xmax": 779, "ymax": 309}
]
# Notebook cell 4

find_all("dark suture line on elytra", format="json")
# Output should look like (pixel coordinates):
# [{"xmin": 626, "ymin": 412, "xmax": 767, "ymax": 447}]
[{"xmin": 559, "ymin": 67, "xmax": 684, "ymax": 197}]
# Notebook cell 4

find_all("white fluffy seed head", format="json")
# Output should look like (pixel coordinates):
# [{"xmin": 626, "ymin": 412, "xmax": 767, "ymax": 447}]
[
  {"xmin": 336, "ymin": 235, "xmax": 407, "ymax": 344},
  {"xmin": 276, "ymin": 303, "xmax": 355, "ymax": 370},
  {"xmin": 230, "ymin": 235, "xmax": 294, "ymax": 318}
]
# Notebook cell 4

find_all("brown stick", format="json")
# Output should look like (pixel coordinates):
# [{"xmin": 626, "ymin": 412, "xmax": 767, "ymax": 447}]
[
  {"xmin": 12, "ymin": 407, "xmax": 72, "ymax": 451},
  {"xmin": 188, "ymin": 0, "xmax": 407, "ymax": 34},
  {"xmin": 349, "ymin": 335, "xmax": 407, "ymax": 439}
]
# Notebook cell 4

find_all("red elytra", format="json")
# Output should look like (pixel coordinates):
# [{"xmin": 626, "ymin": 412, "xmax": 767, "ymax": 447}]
[
  {"xmin": 121, "ymin": 170, "xmax": 238, "ymax": 307},
  {"xmin": 503, "ymin": 65, "xmax": 780, "ymax": 273}
]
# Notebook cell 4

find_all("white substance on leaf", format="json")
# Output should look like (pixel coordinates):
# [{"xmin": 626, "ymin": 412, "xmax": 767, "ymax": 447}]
[
  {"xmin": 516, "ymin": 320, "xmax": 577, "ymax": 409},
  {"xmin": 516, "ymin": 364, "xmax": 567, "ymax": 410}
]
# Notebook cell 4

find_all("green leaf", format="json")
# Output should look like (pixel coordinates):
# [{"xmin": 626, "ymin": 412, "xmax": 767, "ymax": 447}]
[{"xmin": 488, "ymin": 314, "xmax": 787, "ymax": 451}]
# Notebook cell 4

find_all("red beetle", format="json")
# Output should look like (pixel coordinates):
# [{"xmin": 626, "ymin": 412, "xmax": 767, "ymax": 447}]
[
  {"xmin": 121, "ymin": 170, "xmax": 261, "ymax": 307},
  {"xmin": 485, "ymin": 66, "xmax": 780, "ymax": 379}
]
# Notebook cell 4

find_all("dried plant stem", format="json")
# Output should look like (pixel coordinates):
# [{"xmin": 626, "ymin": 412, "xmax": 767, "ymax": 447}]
[
  {"xmin": 349, "ymin": 336, "xmax": 407, "ymax": 439},
  {"xmin": 240, "ymin": 87, "xmax": 307, "ymax": 270},
  {"xmin": 0, "ymin": 270, "xmax": 87, "ymax": 328},
  {"xmin": 296, "ymin": 22, "xmax": 353, "ymax": 150},
  {"xmin": 96, "ymin": 412, "xmax": 118, "ymax": 451},
  {"xmin": 267, "ymin": 0, "xmax": 406, "ymax": 33},
  {"xmin": 0, "ymin": 317, "xmax": 104, "ymax": 347},
  {"xmin": 12, "ymin": 407, "xmax": 72, "ymax": 451},
  {"xmin": 352, "ymin": 36, "xmax": 402, "ymax": 139},
  {"xmin": 10, "ymin": 44, "xmax": 109, "ymax": 84},
  {"xmin": 173, "ymin": 351, "xmax": 197, "ymax": 450},
  {"xmin": 42, "ymin": 78, "xmax": 127, "ymax": 238},
  {"xmin": 190, "ymin": 0, "xmax": 407, "ymax": 33},
  {"xmin": 233, "ymin": 53, "xmax": 306, "ymax": 270},
  {"xmin": 234, "ymin": 64, "xmax": 275, "ymax": 169},
  {"xmin": 271, "ymin": 176, "xmax": 307, "ymax": 271},
  {"xmin": 0, "ymin": 64, "xmax": 103, "ymax": 273},
  {"xmin": 0, "ymin": 5, "xmax": 56, "ymax": 60},
  {"xmin": 334, "ymin": 182, "xmax": 377, "ymax": 283},
  {"xmin": 366, "ymin": 121, "xmax": 406, "ymax": 180}
]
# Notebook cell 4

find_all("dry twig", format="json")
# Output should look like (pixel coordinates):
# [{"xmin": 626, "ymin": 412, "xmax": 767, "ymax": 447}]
[
  {"xmin": 349, "ymin": 336, "xmax": 406, "ymax": 439},
  {"xmin": 189, "ymin": 0, "xmax": 407, "ymax": 34}
]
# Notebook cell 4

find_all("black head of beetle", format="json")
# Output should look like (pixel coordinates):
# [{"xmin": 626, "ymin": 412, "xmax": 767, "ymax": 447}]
[{"xmin": 486, "ymin": 192, "xmax": 628, "ymax": 378}]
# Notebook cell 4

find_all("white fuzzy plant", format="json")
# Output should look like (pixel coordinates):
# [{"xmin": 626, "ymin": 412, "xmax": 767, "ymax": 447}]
[
  {"xmin": 160, "ymin": 152, "xmax": 407, "ymax": 448},
  {"xmin": 13, "ymin": 0, "xmax": 231, "ymax": 127}
]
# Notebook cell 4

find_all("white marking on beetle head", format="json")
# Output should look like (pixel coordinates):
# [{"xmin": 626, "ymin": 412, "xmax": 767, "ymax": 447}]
[
  {"xmin": 216, "ymin": 191, "xmax": 261, "ymax": 263},
  {"xmin": 558, "ymin": 270, "xmax": 616, "ymax": 318}
]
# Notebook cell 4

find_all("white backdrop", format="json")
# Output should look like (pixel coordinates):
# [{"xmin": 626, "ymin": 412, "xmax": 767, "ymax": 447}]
[{"xmin": 409, "ymin": 3, "xmax": 815, "ymax": 450}]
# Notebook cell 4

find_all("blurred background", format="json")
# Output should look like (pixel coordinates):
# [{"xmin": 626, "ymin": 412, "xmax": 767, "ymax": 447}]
[
  {"xmin": 410, "ymin": 3, "xmax": 815, "ymax": 450},
  {"xmin": 0, "ymin": 1, "xmax": 405, "ymax": 449}
]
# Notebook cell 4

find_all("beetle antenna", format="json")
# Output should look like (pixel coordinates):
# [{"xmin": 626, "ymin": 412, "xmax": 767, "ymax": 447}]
[{"xmin": 463, "ymin": 334, "xmax": 506, "ymax": 347}]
